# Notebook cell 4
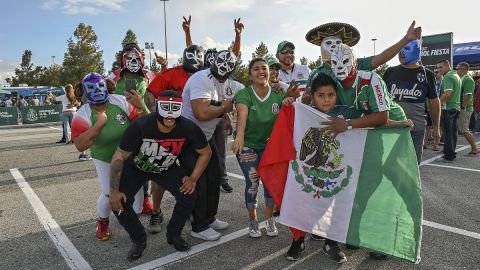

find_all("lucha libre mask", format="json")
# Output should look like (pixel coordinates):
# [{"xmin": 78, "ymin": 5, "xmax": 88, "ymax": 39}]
[
  {"xmin": 82, "ymin": 72, "xmax": 108, "ymax": 105},
  {"xmin": 400, "ymin": 39, "xmax": 421, "ymax": 65},
  {"xmin": 330, "ymin": 44, "xmax": 357, "ymax": 82},
  {"xmin": 210, "ymin": 50, "xmax": 237, "ymax": 81},
  {"xmin": 156, "ymin": 95, "xmax": 183, "ymax": 121},
  {"xmin": 122, "ymin": 47, "xmax": 144, "ymax": 73},
  {"xmin": 321, "ymin": 36, "xmax": 343, "ymax": 61},
  {"xmin": 182, "ymin": 45, "xmax": 204, "ymax": 73},
  {"xmin": 204, "ymin": 48, "xmax": 218, "ymax": 69}
]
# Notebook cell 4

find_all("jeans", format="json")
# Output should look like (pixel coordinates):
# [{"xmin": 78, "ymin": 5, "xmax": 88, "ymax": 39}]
[
  {"xmin": 236, "ymin": 147, "xmax": 274, "ymax": 211},
  {"xmin": 180, "ymin": 140, "xmax": 221, "ymax": 232},
  {"xmin": 114, "ymin": 164, "xmax": 195, "ymax": 244},
  {"xmin": 410, "ymin": 129, "xmax": 425, "ymax": 164},
  {"xmin": 441, "ymin": 109, "xmax": 459, "ymax": 160},
  {"xmin": 62, "ymin": 111, "xmax": 75, "ymax": 141},
  {"xmin": 213, "ymin": 120, "xmax": 228, "ymax": 184}
]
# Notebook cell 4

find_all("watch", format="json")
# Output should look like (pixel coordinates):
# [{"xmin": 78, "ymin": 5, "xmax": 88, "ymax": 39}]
[{"xmin": 346, "ymin": 119, "xmax": 353, "ymax": 130}]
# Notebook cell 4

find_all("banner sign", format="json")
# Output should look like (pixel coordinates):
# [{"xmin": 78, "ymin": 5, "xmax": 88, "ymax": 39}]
[
  {"xmin": 421, "ymin": 33, "xmax": 453, "ymax": 67},
  {"xmin": 0, "ymin": 107, "xmax": 19, "ymax": 126},
  {"xmin": 21, "ymin": 105, "xmax": 62, "ymax": 124}
]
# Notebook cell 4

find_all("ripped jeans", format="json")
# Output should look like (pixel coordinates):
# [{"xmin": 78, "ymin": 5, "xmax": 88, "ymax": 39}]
[{"xmin": 236, "ymin": 147, "xmax": 274, "ymax": 211}]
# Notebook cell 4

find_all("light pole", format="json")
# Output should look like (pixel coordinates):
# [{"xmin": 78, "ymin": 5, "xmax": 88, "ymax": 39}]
[
  {"xmin": 371, "ymin": 38, "xmax": 377, "ymax": 56},
  {"xmin": 160, "ymin": 0, "xmax": 169, "ymax": 61},
  {"xmin": 145, "ymin": 42, "xmax": 154, "ymax": 70},
  {"xmin": 52, "ymin": 56, "xmax": 55, "ymax": 65}
]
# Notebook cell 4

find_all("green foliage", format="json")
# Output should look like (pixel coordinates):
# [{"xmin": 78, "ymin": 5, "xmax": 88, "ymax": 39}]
[
  {"xmin": 308, "ymin": 56, "xmax": 323, "ymax": 71},
  {"xmin": 62, "ymin": 23, "xmax": 104, "ymax": 85},
  {"xmin": 251, "ymin": 42, "xmax": 270, "ymax": 59},
  {"xmin": 111, "ymin": 29, "xmax": 139, "ymax": 72},
  {"xmin": 300, "ymin": 57, "xmax": 308, "ymax": 65}
]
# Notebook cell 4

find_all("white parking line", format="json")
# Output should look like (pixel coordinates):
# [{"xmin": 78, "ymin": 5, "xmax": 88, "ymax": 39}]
[
  {"xmin": 423, "ymin": 220, "xmax": 480, "ymax": 240},
  {"xmin": 9, "ymin": 168, "xmax": 92, "ymax": 270},
  {"xmin": 38, "ymin": 123, "xmax": 63, "ymax": 131},
  {"xmin": 419, "ymin": 144, "xmax": 474, "ymax": 166},
  {"xmin": 128, "ymin": 220, "xmax": 271, "ymax": 270},
  {"xmin": 425, "ymin": 163, "xmax": 480, "ymax": 173}
]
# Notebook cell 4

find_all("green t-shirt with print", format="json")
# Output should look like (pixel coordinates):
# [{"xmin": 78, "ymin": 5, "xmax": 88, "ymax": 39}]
[
  {"xmin": 326, "ymin": 105, "xmax": 363, "ymax": 119},
  {"xmin": 461, "ymin": 74, "xmax": 475, "ymax": 112},
  {"xmin": 90, "ymin": 104, "xmax": 132, "ymax": 162},
  {"xmin": 440, "ymin": 70, "xmax": 462, "ymax": 111},
  {"xmin": 234, "ymin": 86, "xmax": 285, "ymax": 149},
  {"xmin": 307, "ymin": 57, "xmax": 374, "ymax": 106}
]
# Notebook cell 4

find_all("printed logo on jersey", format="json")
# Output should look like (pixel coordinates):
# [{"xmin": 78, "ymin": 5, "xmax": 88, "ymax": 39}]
[
  {"xmin": 135, "ymin": 138, "xmax": 186, "ymax": 173},
  {"xmin": 297, "ymin": 72, "xmax": 304, "ymax": 79},
  {"xmin": 374, "ymin": 84, "xmax": 384, "ymax": 106},
  {"xmin": 115, "ymin": 114, "xmax": 127, "ymax": 125},
  {"xmin": 225, "ymin": 86, "xmax": 233, "ymax": 97},
  {"xmin": 389, "ymin": 82, "xmax": 425, "ymax": 102},
  {"xmin": 417, "ymin": 73, "xmax": 426, "ymax": 82},
  {"xmin": 272, "ymin": 103, "xmax": 280, "ymax": 114}
]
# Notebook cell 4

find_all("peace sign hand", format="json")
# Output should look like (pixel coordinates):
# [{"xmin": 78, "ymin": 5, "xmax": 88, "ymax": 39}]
[
  {"xmin": 182, "ymin": 15, "xmax": 192, "ymax": 32},
  {"xmin": 234, "ymin": 18, "xmax": 244, "ymax": 35}
]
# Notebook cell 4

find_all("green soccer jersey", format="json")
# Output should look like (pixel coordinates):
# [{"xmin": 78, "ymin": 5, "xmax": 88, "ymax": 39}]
[
  {"xmin": 440, "ymin": 70, "xmax": 462, "ymax": 111},
  {"xmin": 461, "ymin": 74, "xmax": 475, "ymax": 112},
  {"xmin": 307, "ymin": 57, "xmax": 373, "ymax": 106},
  {"xmin": 234, "ymin": 86, "xmax": 285, "ymax": 149},
  {"xmin": 325, "ymin": 105, "xmax": 363, "ymax": 119},
  {"xmin": 350, "ymin": 71, "xmax": 406, "ymax": 121}
]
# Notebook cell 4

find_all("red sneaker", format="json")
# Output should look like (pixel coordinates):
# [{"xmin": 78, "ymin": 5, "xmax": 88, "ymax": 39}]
[
  {"xmin": 96, "ymin": 220, "xmax": 110, "ymax": 241},
  {"xmin": 142, "ymin": 196, "xmax": 153, "ymax": 215}
]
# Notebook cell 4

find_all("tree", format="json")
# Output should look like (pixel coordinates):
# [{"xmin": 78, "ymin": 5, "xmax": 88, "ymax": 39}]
[
  {"xmin": 11, "ymin": 50, "xmax": 34, "ymax": 86},
  {"xmin": 150, "ymin": 61, "xmax": 161, "ymax": 73},
  {"xmin": 40, "ymin": 64, "xmax": 63, "ymax": 86},
  {"xmin": 111, "ymin": 29, "xmax": 138, "ymax": 72},
  {"xmin": 374, "ymin": 63, "xmax": 390, "ymax": 77},
  {"xmin": 308, "ymin": 56, "xmax": 323, "ymax": 70},
  {"xmin": 228, "ymin": 42, "xmax": 249, "ymax": 85},
  {"xmin": 251, "ymin": 42, "xmax": 270, "ymax": 59},
  {"xmin": 300, "ymin": 56, "xmax": 308, "ymax": 65},
  {"xmin": 62, "ymin": 23, "xmax": 104, "ymax": 84}
]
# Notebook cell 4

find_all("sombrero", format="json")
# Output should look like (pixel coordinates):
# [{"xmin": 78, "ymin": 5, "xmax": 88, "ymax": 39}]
[{"xmin": 305, "ymin": 22, "xmax": 360, "ymax": 47}]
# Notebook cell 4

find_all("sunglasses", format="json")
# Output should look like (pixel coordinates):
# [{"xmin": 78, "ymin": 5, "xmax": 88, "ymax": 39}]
[{"xmin": 280, "ymin": 50, "xmax": 295, "ymax": 55}]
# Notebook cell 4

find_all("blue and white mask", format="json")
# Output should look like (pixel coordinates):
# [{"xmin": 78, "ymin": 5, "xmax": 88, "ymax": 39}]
[{"xmin": 400, "ymin": 40, "xmax": 421, "ymax": 65}]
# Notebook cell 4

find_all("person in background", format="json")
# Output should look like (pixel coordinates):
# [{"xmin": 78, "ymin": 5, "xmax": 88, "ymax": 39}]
[
  {"xmin": 437, "ymin": 59, "xmax": 462, "ymax": 162},
  {"xmin": 5, "ymin": 96, "xmax": 13, "ymax": 107},
  {"xmin": 31, "ymin": 95, "xmax": 40, "ymax": 106},
  {"xmin": 51, "ymin": 84, "xmax": 80, "ymax": 145},
  {"xmin": 456, "ymin": 62, "xmax": 478, "ymax": 156}
]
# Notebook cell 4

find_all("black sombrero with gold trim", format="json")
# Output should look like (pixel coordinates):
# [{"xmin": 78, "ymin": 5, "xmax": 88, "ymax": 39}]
[{"xmin": 305, "ymin": 22, "xmax": 360, "ymax": 47}]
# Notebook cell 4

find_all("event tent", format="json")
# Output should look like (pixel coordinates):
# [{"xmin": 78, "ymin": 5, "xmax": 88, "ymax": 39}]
[{"xmin": 453, "ymin": 42, "xmax": 480, "ymax": 69}]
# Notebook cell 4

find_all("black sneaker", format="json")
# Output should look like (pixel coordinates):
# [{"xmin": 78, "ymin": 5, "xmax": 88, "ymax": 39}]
[
  {"xmin": 167, "ymin": 234, "xmax": 190, "ymax": 251},
  {"xmin": 56, "ymin": 139, "xmax": 66, "ymax": 143},
  {"xmin": 310, "ymin": 234, "xmax": 325, "ymax": 241},
  {"xmin": 127, "ymin": 241, "xmax": 147, "ymax": 261},
  {"xmin": 345, "ymin": 244, "xmax": 359, "ymax": 250},
  {"xmin": 286, "ymin": 237, "xmax": 305, "ymax": 261},
  {"xmin": 369, "ymin": 252, "xmax": 388, "ymax": 260},
  {"xmin": 147, "ymin": 211, "xmax": 164, "ymax": 234},
  {"xmin": 323, "ymin": 242, "xmax": 347, "ymax": 264},
  {"xmin": 220, "ymin": 182, "xmax": 233, "ymax": 193}
]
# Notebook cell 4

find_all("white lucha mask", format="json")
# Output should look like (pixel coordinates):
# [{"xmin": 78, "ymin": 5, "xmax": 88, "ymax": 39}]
[
  {"xmin": 330, "ymin": 44, "xmax": 356, "ymax": 81},
  {"xmin": 321, "ymin": 36, "xmax": 343, "ymax": 61},
  {"xmin": 125, "ymin": 50, "xmax": 142, "ymax": 73},
  {"xmin": 156, "ymin": 97, "xmax": 183, "ymax": 119},
  {"xmin": 211, "ymin": 50, "xmax": 237, "ymax": 80}
]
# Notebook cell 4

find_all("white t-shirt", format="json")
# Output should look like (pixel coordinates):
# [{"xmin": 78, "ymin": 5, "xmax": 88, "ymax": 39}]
[
  {"xmin": 182, "ymin": 69, "xmax": 244, "ymax": 140},
  {"xmin": 5, "ymin": 99, "xmax": 13, "ymax": 107},
  {"xmin": 279, "ymin": 64, "xmax": 310, "ymax": 92},
  {"xmin": 56, "ymin": 94, "xmax": 77, "ymax": 112}
]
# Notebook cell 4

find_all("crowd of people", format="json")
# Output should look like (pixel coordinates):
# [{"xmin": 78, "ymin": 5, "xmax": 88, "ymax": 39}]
[{"xmin": 47, "ymin": 16, "xmax": 480, "ymax": 263}]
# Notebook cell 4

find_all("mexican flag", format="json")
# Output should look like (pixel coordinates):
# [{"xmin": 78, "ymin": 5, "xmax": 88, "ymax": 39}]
[{"xmin": 258, "ymin": 102, "xmax": 422, "ymax": 263}]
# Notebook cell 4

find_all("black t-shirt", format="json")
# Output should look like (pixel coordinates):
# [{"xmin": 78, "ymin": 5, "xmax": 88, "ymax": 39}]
[
  {"xmin": 383, "ymin": 65, "xmax": 437, "ymax": 131},
  {"xmin": 119, "ymin": 114, "xmax": 208, "ymax": 173}
]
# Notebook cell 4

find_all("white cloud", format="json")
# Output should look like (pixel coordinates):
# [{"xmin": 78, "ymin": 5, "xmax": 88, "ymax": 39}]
[{"xmin": 41, "ymin": 0, "xmax": 126, "ymax": 15}]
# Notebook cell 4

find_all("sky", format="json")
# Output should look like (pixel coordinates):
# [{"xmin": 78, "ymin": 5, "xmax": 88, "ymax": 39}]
[{"xmin": 1, "ymin": 0, "xmax": 479, "ymax": 86}]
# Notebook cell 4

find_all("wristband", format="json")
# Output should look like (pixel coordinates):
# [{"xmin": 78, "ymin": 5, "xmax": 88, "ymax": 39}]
[{"xmin": 346, "ymin": 119, "xmax": 353, "ymax": 130}]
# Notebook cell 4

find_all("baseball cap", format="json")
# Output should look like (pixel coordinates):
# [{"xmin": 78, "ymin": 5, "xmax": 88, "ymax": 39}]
[
  {"xmin": 277, "ymin": 41, "xmax": 295, "ymax": 53},
  {"xmin": 266, "ymin": 56, "xmax": 282, "ymax": 69}
]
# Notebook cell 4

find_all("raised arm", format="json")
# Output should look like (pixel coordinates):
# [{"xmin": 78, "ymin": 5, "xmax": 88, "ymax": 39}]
[
  {"xmin": 371, "ymin": 21, "xmax": 422, "ymax": 69},
  {"xmin": 232, "ymin": 18, "xmax": 244, "ymax": 57},
  {"xmin": 183, "ymin": 15, "xmax": 193, "ymax": 47}
]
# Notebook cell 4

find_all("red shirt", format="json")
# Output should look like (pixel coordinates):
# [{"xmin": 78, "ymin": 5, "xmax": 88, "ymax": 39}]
[{"xmin": 147, "ymin": 66, "xmax": 190, "ymax": 97}]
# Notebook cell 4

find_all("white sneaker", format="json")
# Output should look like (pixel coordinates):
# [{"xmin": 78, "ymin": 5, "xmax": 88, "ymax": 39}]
[
  {"xmin": 266, "ymin": 218, "xmax": 278, "ymax": 237},
  {"xmin": 191, "ymin": 228, "xmax": 221, "ymax": 241},
  {"xmin": 209, "ymin": 219, "xmax": 229, "ymax": 230},
  {"xmin": 249, "ymin": 220, "xmax": 261, "ymax": 238}
]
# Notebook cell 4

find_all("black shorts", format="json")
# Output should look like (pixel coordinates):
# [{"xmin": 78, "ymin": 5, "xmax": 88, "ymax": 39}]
[{"xmin": 426, "ymin": 111, "xmax": 433, "ymax": 127}]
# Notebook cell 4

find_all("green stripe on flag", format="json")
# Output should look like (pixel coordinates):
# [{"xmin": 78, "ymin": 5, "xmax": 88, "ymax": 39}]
[{"xmin": 346, "ymin": 126, "xmax": 423, "ymax": 262}]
